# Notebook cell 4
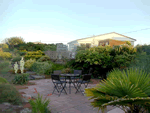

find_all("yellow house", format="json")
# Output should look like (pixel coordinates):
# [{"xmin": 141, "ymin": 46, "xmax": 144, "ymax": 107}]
[{"xmin": 67, "ymin": 32, "xmax": 136, "ymax": 51}]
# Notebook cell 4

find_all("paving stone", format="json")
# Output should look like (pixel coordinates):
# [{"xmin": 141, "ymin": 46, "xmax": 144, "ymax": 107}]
[{"xmin": 30, "ymin": 75, "xmax": 45, "ymax": 79}]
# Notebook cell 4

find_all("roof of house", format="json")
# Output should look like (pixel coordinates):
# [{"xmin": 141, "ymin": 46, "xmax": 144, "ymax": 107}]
[
  {"xmin": 32, "ymin": 42, "xmax": 45, "ymax": 44},
  {"xmin": 67, "ymin": 32, "xmax": 136, "ymax": 44}
]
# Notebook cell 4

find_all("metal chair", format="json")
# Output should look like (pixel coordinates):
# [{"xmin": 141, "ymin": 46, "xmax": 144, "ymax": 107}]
[
  {"xmin": 51, "ymin": 74, "xmax": 67, "ymax": 96},
  {"xmin": 75, "ymin": 74, "xmax": 91, "ymax": 95},
  {"xmin": 71, "ymin": 70, "xmax": 82, "ymax": 83},
  {"xmin": 53, "ymin": 70, "xmax": 65, "ymax": 80}
]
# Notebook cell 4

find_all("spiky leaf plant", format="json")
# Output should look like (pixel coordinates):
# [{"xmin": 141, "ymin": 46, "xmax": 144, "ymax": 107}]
[{"xmin": 85, "ymin": 68, "xmax": 150, "ymax": 113}]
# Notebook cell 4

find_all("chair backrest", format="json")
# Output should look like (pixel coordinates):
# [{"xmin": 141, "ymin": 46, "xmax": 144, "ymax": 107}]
[
  {"xmin": 54, "ymin": 70, "xmax": 62, "ymax": 75},
  {"xmin": 82, "ymin": 74, "xmax": 91, "ymax": 81},
  {"xmin": 51, "ymin": 74, "xmax": 60, "ymax": 81},
  {"xmin": 74, "ymin": 70, "xmax": 82, "ymax": 75}
]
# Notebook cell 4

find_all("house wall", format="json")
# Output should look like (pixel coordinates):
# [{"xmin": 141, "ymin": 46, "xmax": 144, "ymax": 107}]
[{"xmin": 68, "ymin": 41, "xmax": 79, "ymax": 52}]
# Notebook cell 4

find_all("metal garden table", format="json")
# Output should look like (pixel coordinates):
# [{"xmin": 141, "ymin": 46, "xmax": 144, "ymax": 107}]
[{"xmin": 60, "ymin": 74, "xmax": 80, "ymax": 94}]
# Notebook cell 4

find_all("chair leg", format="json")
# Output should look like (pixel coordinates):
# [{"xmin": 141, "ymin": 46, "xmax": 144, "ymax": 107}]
[
  {"xmin": 59, "ymin": 83, "xmax": 67, "ymax": 96},
  {"xmin": 84, "ymin": 83, "xmax": 89, "ymax": 88},
  {"xmin": 75, "ymin": 83, "xmax": 81, "ymax": 94},
  {"xmin": 52, "ymin": 84, "xmax": 60, "ymax": 94}
]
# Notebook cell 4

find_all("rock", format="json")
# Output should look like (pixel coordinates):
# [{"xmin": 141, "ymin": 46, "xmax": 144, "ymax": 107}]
[
  {"xmin": 0, "ymin": 102, "xmax": 24, "ymax": 112},
  {"xmin": 20, "ymin": 108, "xmax": 32, "ymax": 113},
  {"xmin": 3, "ymin": 102, "xmax": 11, "ymax": 106},
  {"xmin": 30, "ymin": 75, "xmax": 45, "ymax": 79}
]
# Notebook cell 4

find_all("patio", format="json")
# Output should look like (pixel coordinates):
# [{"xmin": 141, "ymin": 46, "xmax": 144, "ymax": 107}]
[{"xmin": 18, "ymin": 79, "xmax": 118, "ymax": 113}]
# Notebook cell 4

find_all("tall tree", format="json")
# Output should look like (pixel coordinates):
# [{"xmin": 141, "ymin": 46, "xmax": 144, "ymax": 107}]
[{"xmin": 2, "ymin": 37, "xmax": 25, "ymax": 50}]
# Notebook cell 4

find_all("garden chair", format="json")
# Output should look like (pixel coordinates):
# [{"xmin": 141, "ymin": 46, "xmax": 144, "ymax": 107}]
[
  {"xmin": 53, "ymin": 70, "xmax": 65, "ymax": 80},
  {"xmin": 70, "ymin": 70, "xmax": 82, "ymax": 83},
  {"xmin": 75, "ymin": 74, "xmax": 91, "ymax": 95},
  {"xmin": 51, "ymin": 74, "xmax": 67, "ymax": 96}
]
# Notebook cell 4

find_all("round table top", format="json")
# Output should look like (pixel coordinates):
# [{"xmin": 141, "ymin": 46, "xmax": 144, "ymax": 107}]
[{"xmin": 60, "ymin": 74, "xmax": 80, "ymax": 77}]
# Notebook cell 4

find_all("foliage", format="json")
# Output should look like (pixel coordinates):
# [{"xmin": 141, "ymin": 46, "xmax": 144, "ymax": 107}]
[
  {"xmin": 25, "ymin": 58, "xmax": 36, "ymax": 70},
  {"xmin": 24, "ymin": 50, "xmax": 45, "ymax": 60},
  {"xmin": 76, "ymin": 44, "xmax": 90, "ymax": 52},
  {"xmin": 85, "ymin": 68, "xmax": 150, "ymax": 113},
  {"xmin": 37, "ymin": 55, "xmax": 51, "ymax": 62},
  {"xmin": 12, "ymin": 56, "xmax": 22, "ymax": 64},
  {"xmin": 135, "ymin": 44, "xmax": 150, "ymax": 55},
  {"xmin": 43, "ymin": 44, "xmax": 57, "ymax": 51},
  {"xmin": 18, "ymin": 50, "xmax": 27, "ymax": 56},
  {"xmin": 30, "ymin": 62, "xmax": 53, "ymax": 75},
  {"xmin": 0, "ymin": 83, "xmax": 22, "ymax": 105},
  {"xmin": 0, "ymin": 44, "xmax": 9, "ymax": 49},
  {"xmin": 64, "ymin": 59, "xmax": 77, "ymax": 68},
  {"xmin": 0, "ymin": 60, "xmax": 11, "ymax": 74},
  {"xmin": 29, "ymin": 88, "xmax": 51, "ymax": 113},
  {"xmin": 61, "ymin": 68, "xmax": 73, "ymax": 74},
  {"xmin": 2, "ymin": 37, "xmax": 25, "ymax": 50},
  {"xmin": 51, "ymin": 63, "xmax": 65, "ymax": 72},
  {"xmin": 125, "ymin": 41, "xmax": 131, "ymax": 45},
  {"xmin": 16, "ymin": 42, "xmax": 57, "ymax": 51},
  {"xmin": 129, "ymin": 52, "xmax": 150, "ymax": 76},
  {"xmin": 0, "ymin": 51, "xmax": 12, "ymax": 60},
  {"xmin": 0, "ymin": 77, "xmax": 9, "ymax": 84},
  {"xmin": 12, "ymin": 73, "xmax": 29, "ymax": 85},
  {"xmin": 75, "ymin": 44, "xmax": 137, "ymax": 78},
  {"xmin": 29, "ymin": 93, "xmax": 51, "ymax": 113}
]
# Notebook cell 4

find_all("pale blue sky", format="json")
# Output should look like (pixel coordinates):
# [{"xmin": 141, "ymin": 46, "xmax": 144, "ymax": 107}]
[{"xmin": 0, "ymin": 0, "xmax": 150, "ymax": 46}]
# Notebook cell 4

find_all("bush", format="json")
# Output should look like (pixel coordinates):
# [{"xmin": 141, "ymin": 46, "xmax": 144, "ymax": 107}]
[
  {"xmin": 37, "ymin": 55, "xmax": 51, "ymax": 62},
  {"xmin": 18, "ymin": 50, "xmax": 27, "ymax": 56},
  {"xmin": 0, "ymin": 77, "xmax": 9, "ymax": 84},
  {"xmin": 30, "ymin": 62, "xmax": 53, "ymax": 75},
  {"xmin": 61, "ymin": 68, "xmax": 73, "ymax": 74},
  {"xmin": 0, "ymin": 51, "xmax": 12, "ymax": 60},
  {"xmin": 85, "ymin": 68, "xmax": 150, "ymax": 113},
  {"xmin": 12, "ymin": 73, "xmax": 29, "ymax": 85},
  {"xmin": 75, "ymin": 45, "xmax": 137, "ymax": 79},
  {"xmin": 24, "ymin": 50, "xmax": 45, "ymax": 60},
  {"xmin": 25, "ymin": 59, "xmax": 36, "ymax": 70},
  {"xmin": 0, "ymin": 60, "xmax": 11, "ymax": 74},
  {"xmin": 52, "ymin": 63, "xmax": 65, "ymax": 71},
  {"xmin": 0, "ymin": 83, "xmax": 22, "ymax": 105},
  {"xmin": 12, "ymin": 56, "xmax": 22, "ymax": 64}
]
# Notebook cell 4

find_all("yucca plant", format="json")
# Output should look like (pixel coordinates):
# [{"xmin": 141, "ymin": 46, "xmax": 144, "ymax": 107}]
[{"xmin": 85, "ymin": 68, "xmax": 150, "ymax": 113}]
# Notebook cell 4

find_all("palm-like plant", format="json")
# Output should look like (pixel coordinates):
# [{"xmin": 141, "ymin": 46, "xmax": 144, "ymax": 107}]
[{"xmin": 85, "ymin": 68, "xmax": 150, "ymax": 113}]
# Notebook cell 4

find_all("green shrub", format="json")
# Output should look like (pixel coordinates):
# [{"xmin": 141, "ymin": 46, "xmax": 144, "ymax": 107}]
[
  {"xmin": 25, "ymin": 58, "xmax": 36, "ymax": 70},
  {"xmin": 52, "ymin": 63, "xmax": 65, "ymax": 71},
  {"xmin": 85, "ymin": 68, "xmax": 150, "ymax": 113},
  {"xmin": 0, "ymin": 83, "xmax": 22, "ymax": 105},
  {"xmin": 30, "ymin": 62, "xmax": 53, "ymax": 75},
  {"xmin": 12, "ymin": 73, "xmax": 29, "ymax": 85},
  {"xmin": 0, "ymin": 51, "xmax": 12, "ymax": 60},
  {"xmin": 0, "ymin": 60, "xmax": 11, "ymax": 74},
  {"xmin": 0, "ymin": 77, "xmax": 9, "ymax": 84},
  {"xmin": 37, "ymin": 55, "xmax": 51, "ymax": 62},
  {"xmin": 61, "ymin": 68, "xmax": 73, "ymax": 74},
  {"xmin": 24, "ymin": 50, "xmax": 45, "ymax": 60},
  {"xmin": 29, "ymin": 93, "xmax": 51, "ymax": 113},
  {"xmin": 12, "ymin": 56, "xmax": 22, "ymax": 64},
  {"xmin": 75, "ymin": 45, "xmax": 137, "ymax": 79}
]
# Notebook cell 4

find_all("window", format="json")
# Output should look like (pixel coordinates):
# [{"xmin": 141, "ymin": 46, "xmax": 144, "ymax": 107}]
[{"xmin": 86, "ymin": 43, "xmax": 91, "ymax": 48}]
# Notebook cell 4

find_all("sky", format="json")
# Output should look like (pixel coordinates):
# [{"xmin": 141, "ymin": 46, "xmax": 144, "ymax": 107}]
[{"xmin": 0, "ymin": 0, "xmax": 150, "ymax": 46}]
